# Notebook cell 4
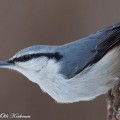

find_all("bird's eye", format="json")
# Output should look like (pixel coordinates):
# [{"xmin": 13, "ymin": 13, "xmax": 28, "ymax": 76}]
[{"xmin": 21, "ymin": 55, "xmax": 31, "ymax": 61}]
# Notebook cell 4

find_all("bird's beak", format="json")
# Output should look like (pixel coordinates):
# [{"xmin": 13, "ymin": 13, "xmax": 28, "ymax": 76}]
[{"xmin": 0, "ymin": 61, "xmax": 14, "ymax": 69}]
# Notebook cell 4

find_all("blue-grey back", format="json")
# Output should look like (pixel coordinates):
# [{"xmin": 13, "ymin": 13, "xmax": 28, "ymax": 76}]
[{"xmin": 58, "ymin": 23, "xmax": 120, "ymax": 78}]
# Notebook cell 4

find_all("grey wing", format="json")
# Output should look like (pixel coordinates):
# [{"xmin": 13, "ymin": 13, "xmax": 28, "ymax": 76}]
[{"xmin": 59, "ymin": 23, "xmax": 120, "ymax": 78}]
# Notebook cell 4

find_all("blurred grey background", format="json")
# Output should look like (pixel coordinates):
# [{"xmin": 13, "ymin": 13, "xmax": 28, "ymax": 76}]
[{"xmin": 0, "ymin": 0, "xmax": 120, "ymax": 120}]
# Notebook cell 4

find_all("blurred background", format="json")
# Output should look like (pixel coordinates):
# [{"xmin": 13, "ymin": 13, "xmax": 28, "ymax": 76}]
[{"xmin": 0, "ymin": 0, "xmax": 120, "ymax": 120}]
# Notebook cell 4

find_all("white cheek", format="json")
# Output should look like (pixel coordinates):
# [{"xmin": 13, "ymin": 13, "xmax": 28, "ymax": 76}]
[
  {"xmin": 47, "ymin": 59, "xmax": 60, "ymax": 74},
  {"xmin": 15, "ymin": 57, "xmax": 48, "ymax": 71}
]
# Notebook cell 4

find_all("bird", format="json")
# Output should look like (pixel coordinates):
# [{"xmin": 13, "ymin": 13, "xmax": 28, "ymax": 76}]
[{"xmin": 0, "ymin": 23, "xmax": 120, "ymax": 110}]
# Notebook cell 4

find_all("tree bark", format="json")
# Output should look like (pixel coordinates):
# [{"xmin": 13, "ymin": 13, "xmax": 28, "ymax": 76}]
[{"xmin": 106, "ymin": 82, "xmax": 120, "ymax": 120}]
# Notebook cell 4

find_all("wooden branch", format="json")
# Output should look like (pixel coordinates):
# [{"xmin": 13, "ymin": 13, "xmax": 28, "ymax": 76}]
[{"xmin": 106, "ymin": 82, "xmax": 120, "ymax": 120}]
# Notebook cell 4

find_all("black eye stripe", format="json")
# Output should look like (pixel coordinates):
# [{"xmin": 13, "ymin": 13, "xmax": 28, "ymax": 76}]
[{"xmin": 8, "ymin": 52, "xmax": 63, "ymax": 63}]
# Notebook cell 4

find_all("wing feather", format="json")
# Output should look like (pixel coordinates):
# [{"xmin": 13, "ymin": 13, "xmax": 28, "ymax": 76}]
[{"xmin": 59, "ymin": 23, "xmax": 120, "ymax": 78}]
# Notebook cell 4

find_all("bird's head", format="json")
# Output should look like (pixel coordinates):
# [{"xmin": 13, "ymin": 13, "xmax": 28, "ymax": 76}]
[{"xmin": 0, "ymin": 45, "xmax": 63, "ymax": 81}]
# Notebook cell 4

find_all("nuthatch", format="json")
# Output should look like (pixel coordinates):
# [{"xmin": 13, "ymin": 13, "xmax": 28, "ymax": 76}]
[{"xmin": 0, "ymin": 23, "xmax": 120, "ymax": 104}]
